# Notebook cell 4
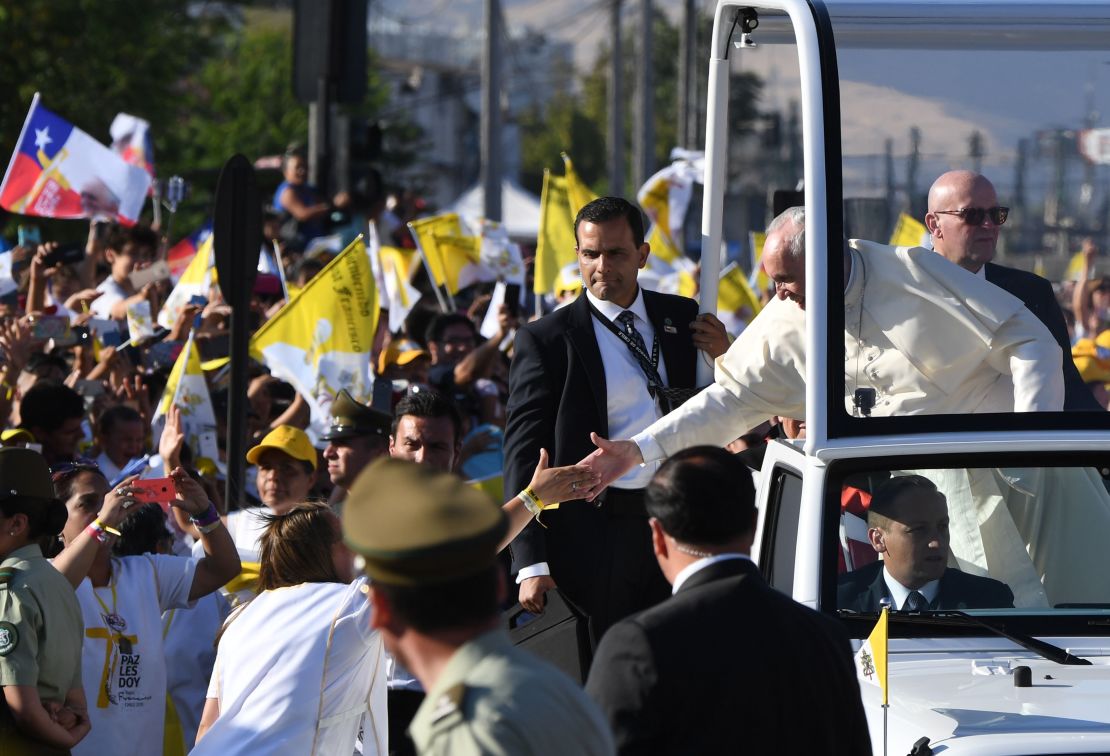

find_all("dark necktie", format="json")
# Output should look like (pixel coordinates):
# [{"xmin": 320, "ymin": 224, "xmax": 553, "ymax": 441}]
[
  {"xmin": 609, "ymin": 308, "xmax": 700, "ymax": 412},
  {"xmin": 616, "ymin": 310, "xmax": 648, "ymax": 354},
  {"xmin": 903, "ymin": 590, "xmax": 927, "ymax": 611}
]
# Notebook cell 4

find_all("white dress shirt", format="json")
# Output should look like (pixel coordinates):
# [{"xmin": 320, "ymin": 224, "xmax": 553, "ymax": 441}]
[
  {"xmin": 881, "ymin": 566, "xmax": 939, "ymax": 610},
  {"xmin": 671, "ymin": 553, "xmax": 751, "ymax": 594},
  {"xmin": 585, "ymin": 287, "xmax": 668, "ymax": 490}
]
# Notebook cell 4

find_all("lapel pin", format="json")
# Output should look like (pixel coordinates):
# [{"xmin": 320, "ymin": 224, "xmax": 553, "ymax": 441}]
[{"xmin": 663, "ymin": 318, "xmax": 677, "ymax": 334}]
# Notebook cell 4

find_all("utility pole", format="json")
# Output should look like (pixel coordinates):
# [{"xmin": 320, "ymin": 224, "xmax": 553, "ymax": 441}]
[
  {"xmin": 969, "ymin": 130, "xmax": 984, "ymax": 175},
  {"xmin": 633, "ymin": 0, "xmax": 654, "ymax": 191},
  {"xmin": 906, "ymin": 126, "xmax": 921, "ymax": 216},
  {"xmin": 677, "ymin": 0, "xmax": 696, "ymax": 149},
  {"xmin": 481, "ymin": 0, "xmax": 502, "ymax": 221},
  {"xmin": 609, "ymin": 0, "xmax": 624, "ymax": 195},
  {"xmin": 884, "ymin": 137, "xmax": 895, "ymax": 228}
]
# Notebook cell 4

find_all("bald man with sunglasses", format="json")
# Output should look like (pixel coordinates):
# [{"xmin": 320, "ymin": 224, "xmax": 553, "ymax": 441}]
[{"xmin": 926, "ymin": 170, "xmax": 1100, "ymax": 410}]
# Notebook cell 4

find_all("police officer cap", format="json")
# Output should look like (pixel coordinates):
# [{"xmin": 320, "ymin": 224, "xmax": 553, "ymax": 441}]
[
  {"xmin": 320, "ymin": 389, "xmax": 391, "ymax": 442},
  {"xmin": 0, "ymin": 447, "xmax": 57, "ymax": 504},
  {"xmin": 343, "ymin": 457, "xmax": 506, "ymax": 586}
]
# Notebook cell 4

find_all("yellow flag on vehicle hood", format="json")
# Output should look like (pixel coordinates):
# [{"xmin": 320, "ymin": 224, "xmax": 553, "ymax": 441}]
[
  {"xmin": 854, "ymin": 606, "xmax": 889, "ymax": 705},
  {"xmin": 250, "ymin": 236, "xmax": 379, "ymax": 431}
]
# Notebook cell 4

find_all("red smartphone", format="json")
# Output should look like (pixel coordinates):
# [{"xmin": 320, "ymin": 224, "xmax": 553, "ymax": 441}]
[{"xmin": 130, "ymin": 478, "xmax": 177, "ymax": 508}]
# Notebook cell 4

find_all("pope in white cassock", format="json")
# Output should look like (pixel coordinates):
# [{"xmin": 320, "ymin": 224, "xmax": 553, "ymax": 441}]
[{"xmin": 584, "ymin": 206, "xmax": 1110, "ymax": 607}]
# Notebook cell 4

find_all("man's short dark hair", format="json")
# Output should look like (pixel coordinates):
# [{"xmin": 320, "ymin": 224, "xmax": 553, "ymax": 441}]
[
  {"xmin": 97, "ymin": 404, "xmax": 143, "ymax": 439},
  {"xmin": 391, "ymin": 388, "xmax": 463, "ymax": 445},
  {"xmin": 19, "ymin": 382, "xmax": 84, "ymax": 433},
  {"xmin": 645, "ymin": 446, "xmax": 756, "ymax": 546},
  {"xmin": 866, "ymin": 475, "xmax": 941, "ymax": 527},
  {"xmin": 424, "ymin": 312, "xmax": 477, "ymax": 347},
  {"xmin": 105, "ymin": 223, "xmax": 159, "ymax": 258},
  {"xmin": 574, "ymin": 196, "xmax": 645, "ymax": 249},
  {"xmin": 375, "ymin": 565, "xmax": 500, "ymax": 632}
]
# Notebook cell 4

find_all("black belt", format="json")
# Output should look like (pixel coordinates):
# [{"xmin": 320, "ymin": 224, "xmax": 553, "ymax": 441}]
[{"xmin": 597, "ymin": 487, "xmax": 647, "ymax": 516}]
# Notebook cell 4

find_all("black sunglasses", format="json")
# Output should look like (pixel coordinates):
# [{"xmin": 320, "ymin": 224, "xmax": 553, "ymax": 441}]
[{"xmin": 933, "ymin": 206, "xmax": 1009, "ymax": 226}]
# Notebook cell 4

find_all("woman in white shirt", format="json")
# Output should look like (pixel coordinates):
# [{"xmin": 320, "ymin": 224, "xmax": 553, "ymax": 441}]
[
  {"xmin": 50, "ymin": 462, "xmax": 240, "ymax": 756},
  {"xmin": 195, "ymin": 503, "xmax": 387, "ymax": 756}
]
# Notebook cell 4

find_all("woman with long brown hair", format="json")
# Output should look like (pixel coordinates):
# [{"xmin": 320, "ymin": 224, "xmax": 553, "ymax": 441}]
[{"xmin": 194, "ymin": 503, "xmax": 387, "ymax": 755}]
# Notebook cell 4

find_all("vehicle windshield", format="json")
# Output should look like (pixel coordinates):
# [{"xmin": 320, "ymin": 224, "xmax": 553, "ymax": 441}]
[
  {"xmin": 709, "ymin": 2, "xmax": 1110, "ymax": 440},
  {"xmin": 831, "ymin": 456, "xmax": 1110, "ymax": 619}
]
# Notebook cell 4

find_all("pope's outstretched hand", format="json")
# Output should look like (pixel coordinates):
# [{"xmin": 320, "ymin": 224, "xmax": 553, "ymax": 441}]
[{"xmin": 579, "ymin": 432, "xmax": 644, "ymax": 501}]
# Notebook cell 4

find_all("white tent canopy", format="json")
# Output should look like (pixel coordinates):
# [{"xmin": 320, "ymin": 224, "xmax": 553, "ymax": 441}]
[{"xmin": 446, "ymin": 179, "xmax": 541, "ymax": 241}]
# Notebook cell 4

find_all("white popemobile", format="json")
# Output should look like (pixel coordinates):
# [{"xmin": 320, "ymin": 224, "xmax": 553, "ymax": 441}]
[{"xmin": 696, "ymin": 2, "xmax": 1110, "ymax": 754}]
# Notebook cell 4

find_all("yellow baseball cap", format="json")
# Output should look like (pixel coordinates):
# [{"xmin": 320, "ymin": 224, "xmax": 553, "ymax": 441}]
[
  {"xmin": 245, "ymin": 425, "xmax": 317, "ymax": 470},
  {"xmin": 377, "ymin": 339, "xmax": 429, "ymax": 375}
]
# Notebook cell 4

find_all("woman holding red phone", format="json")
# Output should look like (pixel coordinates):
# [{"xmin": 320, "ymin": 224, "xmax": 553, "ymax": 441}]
[{"xmin": 50, "ymin": 462, "xmax": 240, "ymax": 756}]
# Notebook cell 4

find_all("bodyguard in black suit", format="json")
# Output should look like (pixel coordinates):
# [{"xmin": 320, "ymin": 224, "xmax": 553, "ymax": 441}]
[
  {"xmin": 837, "ymin": 474, "xmax": 1015, "ymax": 613},
  {"xmin": 504, "ymin": 197, "xmax": 706, "ymax": 639},
  {"xmin": 586, "ymin": 447, "xmax": 872, "ymax": 755},
  {"xmin": 925, "ymin": 170, "xmax": 1099, "ymax": 410}
]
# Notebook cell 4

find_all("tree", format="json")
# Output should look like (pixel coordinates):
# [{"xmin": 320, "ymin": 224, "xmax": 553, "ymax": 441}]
[{"xmin": 519, "ymin": 10, "xmax": 762, "ymax": 198}]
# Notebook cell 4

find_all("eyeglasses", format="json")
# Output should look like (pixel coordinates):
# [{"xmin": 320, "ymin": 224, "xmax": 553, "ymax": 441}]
[{"xmin": 933, "ymin": 206, "xmax": 1009, "ymax": 226}]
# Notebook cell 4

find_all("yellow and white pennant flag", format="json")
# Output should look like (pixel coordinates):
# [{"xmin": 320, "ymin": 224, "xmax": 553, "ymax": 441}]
[
  {"xmin": 157, "ymin": 235, "xmax": 214, "ymax": 329},
  {"xmin": 855, "ymin": 606, "xmax": 889, "ymax": 705},
  {"xmin": 250, "ymin": 236, "xmax": 379, "ymax": 432},
  {"xmin": 151, "ymin": 330, "xmax": 219, "ymax": 472}
]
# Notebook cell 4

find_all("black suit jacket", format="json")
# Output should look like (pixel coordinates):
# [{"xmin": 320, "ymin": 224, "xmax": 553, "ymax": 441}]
[
  {"xmin": 837, "ymin": 561, "xmax": 1015, "ymax": 612},
  {"xmin": 503, "ymin": 291, "xmax": 699, "ymax": 575},
  {"xmin": 984, "ymin": 262, "xmax": 1099, "ymax": 411},
  {"xmin": 586, "ymin": 559, "xmax": 873, "ymax": 755}
]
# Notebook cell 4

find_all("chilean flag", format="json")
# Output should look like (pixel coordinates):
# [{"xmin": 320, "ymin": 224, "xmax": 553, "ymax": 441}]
[{"xmin": 0, "ymin": 93, "xmax": 151, "ymax": 224}]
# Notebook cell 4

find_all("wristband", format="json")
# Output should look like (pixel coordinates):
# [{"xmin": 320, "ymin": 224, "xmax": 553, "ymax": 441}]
[
  {"xmin": 195, "ymin": 518, "xmax": 223, "ymax": 535},
  {"xmin": 190, "ymin": 503, "xmax": 220, "ymax": 527},
  {"xmin": 86, "ymin": 519, "xmax": 120, "ymax": 543},
  {"xmin": 518, "ymin": 487, "xmax": 545, "ymax": 517}
]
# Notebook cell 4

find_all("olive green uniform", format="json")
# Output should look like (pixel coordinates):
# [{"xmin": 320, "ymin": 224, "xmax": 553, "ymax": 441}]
[
  {"xmin": 408, "ymin": 629, "xmax": 614, "ymax": 756},
  {"xmin": 0, "ymin": 544, "xmax": 85, "ymax": 751}
]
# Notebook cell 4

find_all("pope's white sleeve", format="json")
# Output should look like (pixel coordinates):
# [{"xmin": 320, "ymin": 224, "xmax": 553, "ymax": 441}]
[
  {"xmin": 986, "ymin": 306, "xmax": 1064, "ymax": 412},
  {"xmin": 634, "ymin": 307, "xmax": 807, "ymax": 463}
]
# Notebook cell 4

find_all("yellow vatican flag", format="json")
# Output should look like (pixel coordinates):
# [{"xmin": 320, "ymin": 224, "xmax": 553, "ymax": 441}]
[
  {"xmin": 718, "ymin": 263, "xmax": 763, "ymax": 322},
  {"xmin": 646, "ymin": 223, "xmax": 683, "ymax": 265},
  {"xmin": 408, "ymin": 212, "xmax": 464, "ymax": 286},
  {"xmin": 562, "ymin": 152, "xmax": 597, "ymax": 216},
  {"xmin": 889, "ymin": 213, "xmax": 928, "ymax": 248},
  {"xmin": 430, "ymin": 233, "xmax": 496, "ymax": 294},
  {"xmin": 151, "ymin": 330, "xmax": 219, "ymax": 468},
  {"xmin": 157, "ymin": 235, "xmax": 214, "ymax": 329},
  {"xmin": 250, "ymin": 236, "xmax": 379, "ymax": 430},
  {"xmin": 748, "ymin": 231, "xmax": 771, "ymax": 297},
  {"xmin": 379, "ymin": 245, "xmax": 423, "ymax": 332},
  {"xmin": 854, "ymin": 606, "xmax": 889, "ymax": 705},
  {"xmin": 534, "ymin": 170, "xmax": 577, "ymax": 295}
]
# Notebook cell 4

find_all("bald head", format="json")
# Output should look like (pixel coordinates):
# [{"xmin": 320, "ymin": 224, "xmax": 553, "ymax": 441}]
[{"xmin": 925, "ymin": 171, "xmax": 1002, "ymax": 273}]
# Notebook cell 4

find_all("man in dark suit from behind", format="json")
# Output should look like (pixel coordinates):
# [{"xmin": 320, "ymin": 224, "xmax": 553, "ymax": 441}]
[
  {"xmin": 586, "ymin": 446, "xmax": 873, "ymax": 755},
  {"xmin": 925, "ymin": 169, "xmax": 1100, "ymax": 410},
  {"xmin": 838, "ymin": 475, "xmax": 1015, "ymax": 612},
  {"xmin": 505, "ymin": 196, "xmax": 726, "ymax": 639}
]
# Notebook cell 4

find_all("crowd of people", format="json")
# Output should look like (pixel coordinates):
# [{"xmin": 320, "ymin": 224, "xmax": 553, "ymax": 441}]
[{"xmin": 0, "ymin": 162, "xmax": 1106, "ymax": 755}]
